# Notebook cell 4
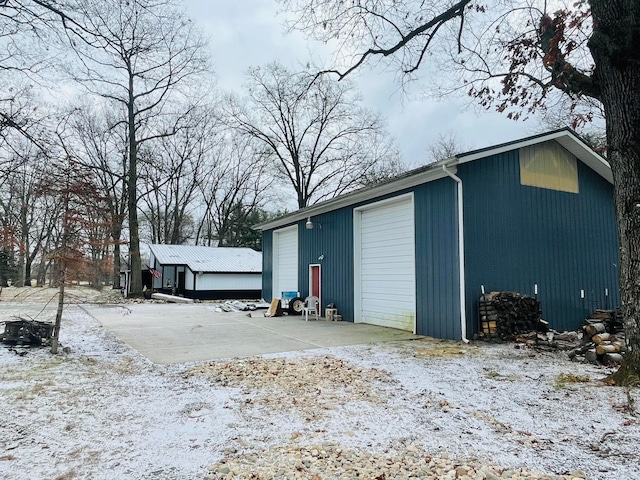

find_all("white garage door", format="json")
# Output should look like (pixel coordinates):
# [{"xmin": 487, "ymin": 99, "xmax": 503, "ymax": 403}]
[
  {"xmin": 273, "ymin": 225, "xmax": 298, "ymax": 298},
  {"xmin": 355, "ymin": 195, "xmax": 416, "ymax": 332}
]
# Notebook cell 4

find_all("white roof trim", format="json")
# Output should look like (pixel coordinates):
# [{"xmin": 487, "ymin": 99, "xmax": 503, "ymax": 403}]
[
  {"xmin": 456, "ymin": 130, "xmax": 612, "ymax": 183},
  {"xmin": 258, "ymin": 129, "xmax": 612, "ymax": 231},
  {"xmin": 257, "ymin": 166, "xmax": 450, "ymax": 230}
]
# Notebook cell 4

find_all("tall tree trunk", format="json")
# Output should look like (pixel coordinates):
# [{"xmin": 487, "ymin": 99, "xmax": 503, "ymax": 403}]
[
  {"xmin": 17, "ymin": 251, "xmax": 24, "ymax": 286},
  {"xmin": 127, "ymin": 76, "xmax": 143, "ymax": 297},
  {"xmin": 590, "ymin": 0, "xmax": 640, "ymax": 382},
  {"xmin": 111, "ymin": 225, "xmax": 123, "ymax": 289},
  {"xmin": 51, "ymin": 194, "xmax": 70, "ymax": 355}
]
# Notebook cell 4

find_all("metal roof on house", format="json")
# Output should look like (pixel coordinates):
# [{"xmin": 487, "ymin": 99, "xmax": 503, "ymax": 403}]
[
  {"xmin": 149, "ymin": 245, "xmax": 262, "ymax": 273},
  {"xmin": 256, "ymin": 128, "xmax": 612, "ymax": 231}
]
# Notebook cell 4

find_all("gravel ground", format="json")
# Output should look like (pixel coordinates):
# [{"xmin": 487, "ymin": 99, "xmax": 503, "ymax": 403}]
[{"xmin": 0, "ymin": 287, "xmax": 639, "ymax": 479}]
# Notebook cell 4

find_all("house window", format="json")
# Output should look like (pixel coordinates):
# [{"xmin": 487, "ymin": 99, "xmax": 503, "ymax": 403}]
[{"xmin": 519, "ymin": 141, "xmax": 579, "ymax": 193}]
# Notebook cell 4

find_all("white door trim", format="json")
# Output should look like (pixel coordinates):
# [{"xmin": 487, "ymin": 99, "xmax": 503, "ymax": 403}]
[
  {"xmin": 272, "ymin": 224, "xmax": 298, "ymax": 300},
  {"xmin": 353, "ymin": 193, "xmax": 416, "ymax": 332},
  {"xmin": 309, "ymin": 263, "xmax": 321, "ymax": 312}
]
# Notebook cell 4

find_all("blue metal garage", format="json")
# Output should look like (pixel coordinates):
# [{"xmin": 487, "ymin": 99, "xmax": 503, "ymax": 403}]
[{"xmin": 258, "ymin": 129, "xmax": 619, "ymax": 339}]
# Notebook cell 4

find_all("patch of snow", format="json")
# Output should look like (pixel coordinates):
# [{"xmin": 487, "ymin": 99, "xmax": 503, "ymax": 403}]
[{"xmin": 1, "ymin": 305, "xmax": 638, "ymax": 479}]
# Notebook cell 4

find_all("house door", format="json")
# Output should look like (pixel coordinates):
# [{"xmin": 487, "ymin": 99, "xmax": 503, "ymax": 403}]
[
  {"xmin": 309, "ymin": 264, "xmax": 321, "ymax": 311},
  {"xmin": 178, "ymin": 272, "xmax": 186, "ymax": 296}
]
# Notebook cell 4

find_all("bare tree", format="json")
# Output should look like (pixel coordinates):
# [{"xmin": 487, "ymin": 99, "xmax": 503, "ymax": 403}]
[
  {"xmin": 195, "ymin": 133, "xmax": 273, "ymax": 247},
  {"xmin": 226, "ymin": 62, "xmax": 401, "ymax": 208},
  {"xmin": 426, "ymin": 131, "xmax": 470, "ymax": 164},
  {"xmin": 70, "ymin": 103, "xmax": 128, "ymax": 288},
  {"xmin": 0, "ymin": 1, "xmax": 79, "ymax": 147},
  {"xmin": 59, "ymin": 0, "xmax": 209, "ymax": 296},
  {"xmin": 281, "ymin": 0, "xmax": 640, "ymax": 383},
  {"xmin": 138, "ymin": 108, "xmax": 215, "ymax": 245},
  {"xmin": 0, "ymin": 142, "xmax": 61, "ymax": 286},
  {"xmin": 36, "ymin": 154, "xmax": 109, "ymax": 353}
]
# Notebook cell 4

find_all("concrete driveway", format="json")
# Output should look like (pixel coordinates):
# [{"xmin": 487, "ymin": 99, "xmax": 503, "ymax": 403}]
[{"xmin": 82, "ymin": 303, "xmax": 420, "ymax": 364}]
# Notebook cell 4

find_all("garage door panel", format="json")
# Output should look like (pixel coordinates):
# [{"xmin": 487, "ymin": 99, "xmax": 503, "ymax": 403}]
[
  {"xmin": 357, "ymin": 196, "xmax": 416, "ymax": 332},
  {"xmin": 361, "ymin": 284, "xmax": 414, "ymax": 296},
  {"xmin": 274, "ymin": 226, "xmax": 298, "ymax": 297},
  {"xmin": 361, "ymin": 218, "xmax": 412, "ymax": 234},
  {"xmin": 361, "ymin": 240, "xmax": 413, "ymax": 252},
  {"xmin": 362, "ymin": 297, "xmax": 415, "ymax": 310}
]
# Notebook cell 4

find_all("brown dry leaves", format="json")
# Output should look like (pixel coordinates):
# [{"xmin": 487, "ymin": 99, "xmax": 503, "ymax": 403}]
[{"xmin": 188, "ymin": 355, "xmax": 393, "ymax": 420}]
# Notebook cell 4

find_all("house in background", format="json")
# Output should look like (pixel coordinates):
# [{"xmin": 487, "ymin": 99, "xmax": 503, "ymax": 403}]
[
  {"xmin": 148, "ymin": 244, "xmax": 262, "ymax": 300},
  {"xmin": 257, "ymin": 129, "xmax": 620, "ymax": 340}
]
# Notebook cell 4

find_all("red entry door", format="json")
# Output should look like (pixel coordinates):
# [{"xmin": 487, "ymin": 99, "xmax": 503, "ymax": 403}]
[{"xmin": 309, "ymin": 264, "xmax": 321, "ymax": 308}]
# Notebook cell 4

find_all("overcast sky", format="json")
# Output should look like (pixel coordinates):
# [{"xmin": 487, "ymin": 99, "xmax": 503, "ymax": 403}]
[{"xmin": 183, "ymin": 0, "xmax": 538, "ymax": 166}]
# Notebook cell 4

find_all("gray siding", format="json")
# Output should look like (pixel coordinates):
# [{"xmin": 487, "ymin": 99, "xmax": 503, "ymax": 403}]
[{"xmin": 460, "ymin": 148, "xmax": 620, "ymax": 332}]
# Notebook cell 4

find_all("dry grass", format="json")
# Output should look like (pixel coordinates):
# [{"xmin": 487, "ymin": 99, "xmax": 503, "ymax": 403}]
[
  {"xmin": 53, "ymin": 469, "xmax": 77, "ymax": 480},
  {"xmin": 413, "ymin": 340, "xmax": 479, "ymax": 359},
  {"xmin": 484, "ymin": 369, "xmax": 521, "ymax": 381},
  {"xmin": 554, "ymin": 373, "xmax": 591, "ymax": 388}
]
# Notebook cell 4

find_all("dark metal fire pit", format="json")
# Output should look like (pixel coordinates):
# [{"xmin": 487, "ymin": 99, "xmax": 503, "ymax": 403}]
[{"xmin": 0, "ymin": 317, "xmax": 54, "ymax": 346}]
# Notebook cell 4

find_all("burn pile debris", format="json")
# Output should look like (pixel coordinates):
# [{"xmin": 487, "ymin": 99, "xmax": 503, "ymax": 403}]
[{"xmin": 0, "ymin": 317, "xmax": 54, "ymax": 346}]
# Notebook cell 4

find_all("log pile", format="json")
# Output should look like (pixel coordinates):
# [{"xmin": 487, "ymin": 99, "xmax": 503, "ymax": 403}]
[
  {"xmin": 478, "ymin": 291, "xmax": 545, "ymax": 339},
  {"xmin": 511, "ymin": 330, "xmax": 582, "ymax": 351},
  {"xmin": 477, "ymin": 295, "xmax": 626, "ymax": 366},
  {"xmin": 568, "ymin": 309, "xmax": 626, "ymax": 365}
]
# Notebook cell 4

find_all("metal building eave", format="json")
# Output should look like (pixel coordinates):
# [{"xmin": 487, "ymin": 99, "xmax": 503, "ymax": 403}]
[
  {"xmin": 256, "ymin": 166, "xmax": 451, "ymax": 231},
  {"xmin": 455, "ymin": 129, "xmax": 612, "ymax": 184},
  {"xmin": 257, "ymin": 128, "xmax": 612, "ymax": 232}
]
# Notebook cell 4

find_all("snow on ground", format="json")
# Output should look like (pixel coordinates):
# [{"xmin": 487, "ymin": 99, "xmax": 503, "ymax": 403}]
[{"xmin": 1, "ymin": 288, "xmax": 639, "ymax": 479}]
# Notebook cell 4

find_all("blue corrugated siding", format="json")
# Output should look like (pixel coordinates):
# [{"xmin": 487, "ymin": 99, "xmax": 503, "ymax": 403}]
[
  {"xmin": 294, "ymin": 182, "xmax": 460, "ymax": 336},
  {"xmin": 262, "ymin": 182, "xmax": 461, "ymax": 335},
  {"xmin": 262, "ymin": 230, "xmax": 273, "ymax": 300},
  {"xmin": 413, "ymin": 179, "xmax": 461, "ymax": 339},
  {"xmin": 460, "ymin": 148, "xmax": 620, "ymax": 333},
  {"xmin": 298, "ymin": 209, "xmax": 355, "ymax": 320}
]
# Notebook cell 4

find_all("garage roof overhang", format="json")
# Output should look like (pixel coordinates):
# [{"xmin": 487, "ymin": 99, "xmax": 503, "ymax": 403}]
[
  {"xmin": 257, "ymin": 128, "xmax": 611, "ymax": 232},
  {"xmin": 257, "ymin": 166, "xmax": 451, "ymax": 231}
]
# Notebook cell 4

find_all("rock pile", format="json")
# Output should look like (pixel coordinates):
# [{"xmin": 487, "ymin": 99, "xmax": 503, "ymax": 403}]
[
  {"xmin": 188, "ymin": 355, "xmax": 393, "ymax": 420},
  {"xmin": 205, "ymin": 442, "xmax": 586, "ymax": 480}
]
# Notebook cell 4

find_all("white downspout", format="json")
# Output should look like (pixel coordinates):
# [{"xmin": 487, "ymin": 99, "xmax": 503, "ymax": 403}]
[{"xmin": 442, "ymin": 164, "xmax": 469, "ymax": 343}]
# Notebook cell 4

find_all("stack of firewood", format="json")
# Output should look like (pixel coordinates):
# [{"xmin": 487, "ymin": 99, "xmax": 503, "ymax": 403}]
[
  {"xmin": 478, "ymin": 291, "xmax": 545, "ymax": 339},
  {"xmin": 568, "ymin": 309, "xmax": 626, "ymax": 365}
]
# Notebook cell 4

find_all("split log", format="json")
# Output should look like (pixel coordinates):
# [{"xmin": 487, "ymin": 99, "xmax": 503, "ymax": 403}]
[
  {"xmin": 555, "ymin": 332, "xmax": 580, "ymax": 342},
  {"xmin": 585, "ymin": 323, "xmax": 606, "ymax": 336},
  {"xmin": 612, "ymin": 341, "xmax": 627, "ymax": 352},
  {"xmin": 585, "ymin": 350, "xmax": 599, "ymax": 364},
  {"xmin": 592, "ymin": 333, "xmax": 611, "ymax": 344},
  {"xmin": 595, "ymin": 343, "xmax": 622, "ymax": 355},
  {"xmin": 604, "ymin": 353, "xmax": 624, "ymax": 365},
  {"xmin": 568, "ymin": 343, "xmax": 593, "ymax": 359}
]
